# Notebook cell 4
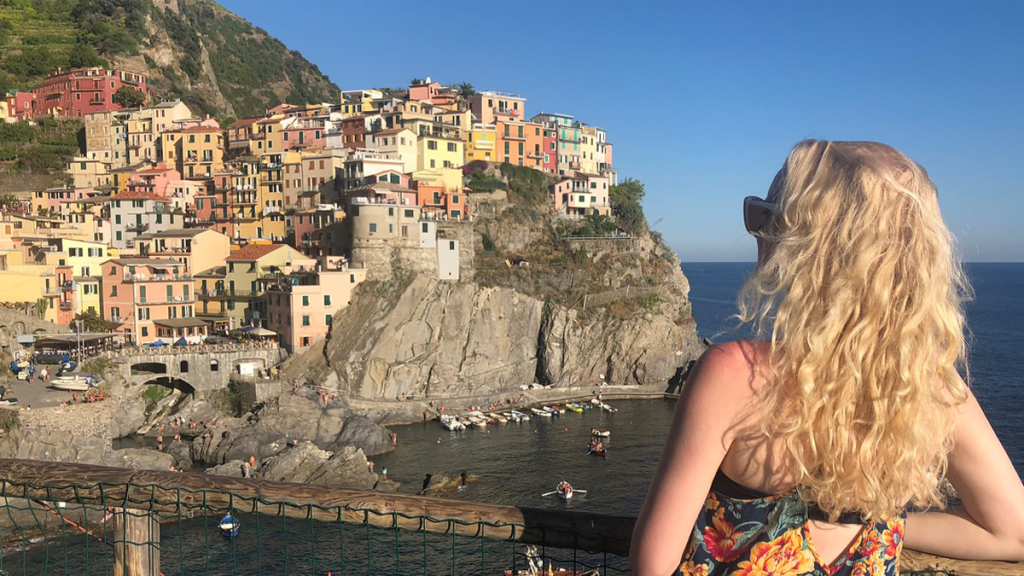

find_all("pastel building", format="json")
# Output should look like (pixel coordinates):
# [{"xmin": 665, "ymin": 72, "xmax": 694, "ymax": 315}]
[
  {"xmin": 100, "ymin": 258, "xmax": 202, "ymax": 344},
  {"xmin": 135, "ymin": 228, "xmax": 231, "ymax": 274},
  {"xmin": 106, "ymin": 191, "xmax": 179, "ymax": 251},
  {"xmin": 465, "ymin": 124, "xmax": 496, "ymax": 163},
  {"xmin": 261, "ymin": 256, "xmax": 367, "ymax": 351},
  {"xmin": 417, "ymin": 134, "xmax": 464, "ymax": 171},
  {"xmin": 365, "ymin": 128, "xmax": 417, "ymax": 173},
  {"xmin": 470, "ymin": 91, "xmax": 526, "ymax": 125},
  {"xmin": 552, "ymin": 173, "xmax": 611, "ymax": 218},
  {"xmin": 202, "ymin": 243, "xmax": 307, "ymax": 329},
  {"xmin": 15, "ymin": 67, "xmax": 150, "ymax": 119}
]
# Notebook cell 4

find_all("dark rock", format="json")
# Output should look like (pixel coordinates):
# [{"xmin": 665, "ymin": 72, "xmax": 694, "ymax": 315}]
[
  {"xmin": 418, "ymin": 471, "xmax": 480, "ymax": 498},
  {"xmin": 206, "ymin": 459, "xmax": 247, "ymax": 478}
]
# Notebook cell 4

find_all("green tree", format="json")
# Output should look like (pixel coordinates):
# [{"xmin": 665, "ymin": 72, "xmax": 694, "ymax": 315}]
[
  {"xmin": 112, "ymin": 86, "xmax": 146, "ymax": 108},
  {"xmin": 68, "ymin": 41, "xmax": 106, "ymax": 68},
  {"xmin": 609, "ymin": 178, "xmax": 647, "ymax": 233},
  {"xmin": 74, "ymin": 309, "xmax": 117, "ymax": 332}
]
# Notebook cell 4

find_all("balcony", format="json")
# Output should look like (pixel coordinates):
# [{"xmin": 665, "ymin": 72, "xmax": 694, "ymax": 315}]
[
  {"xmin": 263, "ymin": 206, "xmax": 281, "ymax": 216},
  {"xmin": 197, "ymin": 288, "xmax": 263, "ymax": 299},
  {"xmin": 59, "ymin": 301, "xmax": 74, "ymax": 311},
  {"xmin": 233, "ymin": 194, "xmax": 258, "ymax": 205},
  {"xmin": 123, "ymin": 273, "xmax": 193, "ymax": 283},
  {"xmin": 137, "ymin": 295, "xmax": 195, "ymax": 305},
  {"xmin": 126, "ymin": 223, "xmax": 149, "ymax": 233}
]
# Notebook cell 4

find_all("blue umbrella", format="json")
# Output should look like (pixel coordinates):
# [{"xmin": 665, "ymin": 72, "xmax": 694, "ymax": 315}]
[
  {"xmin": 149, "ymin": 340, "xmax": 164, "ymax": 348},
  {"xmin": 173, "ymin": 337, "xmax": 188, "ymax": 347}
]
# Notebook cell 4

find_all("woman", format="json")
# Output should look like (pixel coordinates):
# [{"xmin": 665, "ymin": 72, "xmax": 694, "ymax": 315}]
[{"xmin": 631, "ymin": 140, "xmax": 1024, "ymax": 576}]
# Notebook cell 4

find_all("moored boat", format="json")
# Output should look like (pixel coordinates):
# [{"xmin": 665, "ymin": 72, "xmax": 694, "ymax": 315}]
[
  {"xmin": 487, "ymin": 412, "xmax": 508, "ymax": 424},
  {"xmin": 599, "ymin": 403, "xmax": 617, "ymax": 413},
  {"xmin": 565, "ymin": 403, "xmax": 583, "ymax": 413},
  {"xmin": 51, "ymin": 374, "xmax": 91, "ymax": 392},
  {"xmin": 218, "ymin": 514, "xmax": 240, "ymax": 537},
  {"xmin": 510, "ymin": 410, "xmax": 529, "ymax": 421},
  {"xmin": 440, "ymin": 415, "xmax": 466, "ymax": 431},
  {"xmin": 530, "ymin": 408, "xmax": 551, "ymax": 417}
]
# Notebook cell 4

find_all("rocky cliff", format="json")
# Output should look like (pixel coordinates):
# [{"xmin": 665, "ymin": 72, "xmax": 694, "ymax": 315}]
[{"xmin": 285, "ymin": 170, "xmax": 705, "ymax": 400}]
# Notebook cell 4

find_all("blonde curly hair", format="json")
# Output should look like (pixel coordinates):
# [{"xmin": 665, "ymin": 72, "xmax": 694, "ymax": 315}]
[{"xmin": 738, "ymin": 140, "xmax": 971, "ymax": 521}]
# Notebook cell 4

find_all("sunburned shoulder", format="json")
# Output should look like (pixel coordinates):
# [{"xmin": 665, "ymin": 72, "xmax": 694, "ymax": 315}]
[{"xmin": 690, "ymin": 340, "xmax": 771, "ymax": 396}]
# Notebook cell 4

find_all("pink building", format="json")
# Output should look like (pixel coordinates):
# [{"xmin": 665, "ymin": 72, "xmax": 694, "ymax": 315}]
[
  {"xmin": 408, "ymin": 80, "xmax": 457, "ymax": 106},
  {"xmin": 281, "ymin": 116, "xmax": 327, "ymax": 150},
  {"xmin": 127, "ymin": 164, "xmax": 181, "ymax": 197},
  {"xmin": 4, "ymin": 91, "xmax": 36, "ymax": 119},
  {"xmin": 552, "ymin": 173, "xmax": 611, "ymax": 218},
  {"xmin": 14, "ymin": 68, "xmax": 150, "ymax": 119},
  {"xmin": 261, "ymin": 256, "xmax": 367, "ymax": 351},
  {"xmin": 100, "ymin": 258, "xmax": 205, "ymax": 345}
]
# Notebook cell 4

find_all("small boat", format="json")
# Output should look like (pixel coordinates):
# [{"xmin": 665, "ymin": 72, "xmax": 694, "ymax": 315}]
[
  {"xmin": 487, "ymin": 412, "xmax": 508, "ymax": 424},
  {"xmin": 549, "ymin": 405, "xmax": 566, "ymax": 414},
  {"xmin": 591, "ymin": 429, "xmax": 611, "ymax": 438},
  {"xmin": 51, "ymin": 374, "xmax": 91, "ymax": 392},
  {"xmin": 542, "ymin": 406, "xmax": 559, "ymax": 416},
  {"xmin": 510, "ymin": 410, "xmax": 529, "ymax": 421},
  {"xmin": 587, "ymin": 448, "xmax": 607, "ymax": 458},
  {"xmin": 565, "ymin": 403, "xmax": 583, "ymax": 413},
  {"xmin": 530, "ymin": 408, "xmax": 551, "ymax": 418},
  {"xmin": 218, "ymin": 514, "xmax": 240, "ymax": 537},
  {"xmin": 470, "ymin": 417, "xmax": 488, "ymax": 428},
  {"xmin": 556, "ymin": 481, "xmax": 573, "ymax": 500},
  {"xmin": 440, "ymin": 415, "xmax": 466, "ymax": 431},
  {"xmin": 599, "ymin": 403, "xmax": 618, "ymax": 413}
]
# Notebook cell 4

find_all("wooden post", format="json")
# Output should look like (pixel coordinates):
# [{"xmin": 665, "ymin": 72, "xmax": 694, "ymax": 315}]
[{"xmin": 112, "ymin": 507, "xmax": 160, "ymax": 576}]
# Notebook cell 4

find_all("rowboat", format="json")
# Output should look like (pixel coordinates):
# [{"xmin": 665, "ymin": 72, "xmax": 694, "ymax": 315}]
[
  {"xmin": 542, "ymin": 406, "xmax": 559, "ymax": 416},
  {"xmin": 440, "ymin": 415, "xmax": 466, "ymax": 431},
  {"xmin": 218, "ymin": 514, "xmax": 240, "ymax": 537},
  {"xmin": 587, "ymin": 448, "xmax": 607, "ymax": 458},
  {"xmin": 51, "ymin": 374, "xmax": 91, "ymax": 392},
  {"xmin": 487, "ymin": 412, "xmax": 508, "ymax": 424},
  {"xmin": 565, "ymin": 403, "xmax": 583, "ymax": 413},
  {"xmin": 510, "ymin": 410, "xmax": 530, "ymax": 421},
  {"xmin": 530, "ymin": 408, "xmax": 551, "ymax": 417},
  {"xmin": 591, "ymin": 429, "xmax": 611, "ymax": 438},
  {"xmin": 549, "ymin": 405, "xmax": 566, "ymax": 414}
]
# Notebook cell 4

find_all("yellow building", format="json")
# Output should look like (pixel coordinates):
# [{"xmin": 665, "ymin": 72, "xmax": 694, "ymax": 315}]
[
  {"xmin": 180, "ymin": 126, "xmax": 225, "ymax": 180},
  {"xmin": 257, "ymin": 156, "xmax": 287, "ymax": 241},
  {"xmin": 253, "ymin": 117, "xmax": 285, "ymax": 155},
  {"xmin": 340, "ymin": 89, "xmax": 382, "ymax": 118},
  {"xmin": 208, "ymin": 243, "xmax": 306, "ymax": 329},
  {"xmin": 68, "ymin": 157, "xmax": 112, "ymax": 189},
  {"xmin": 417, "ymin": 134, "xmax": 464, "ymax": 171},
  {"xmin": 465, "ymin": 123, "xmax": 496, "ymax": 163}
]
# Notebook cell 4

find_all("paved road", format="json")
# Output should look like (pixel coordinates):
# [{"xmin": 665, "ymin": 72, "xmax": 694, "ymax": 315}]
[{"xmin": 1, "ymin": 376, "xmax": 82, "ymax": 409}]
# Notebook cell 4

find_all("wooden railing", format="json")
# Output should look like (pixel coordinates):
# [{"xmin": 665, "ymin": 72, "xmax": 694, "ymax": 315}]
[{"xmin": 0, "ymin": 459, "xmax": 1018, "ymax": 575}]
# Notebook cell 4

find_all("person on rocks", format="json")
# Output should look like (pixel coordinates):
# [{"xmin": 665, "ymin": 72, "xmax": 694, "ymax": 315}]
[{"xmin": 241, "ymin": 461, "xmax": 251, "ymax": 478}]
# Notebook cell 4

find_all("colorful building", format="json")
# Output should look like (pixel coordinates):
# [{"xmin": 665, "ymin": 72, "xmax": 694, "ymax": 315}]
[
  {"xmin": 465, "ymin": 123, "xmax": 496, "ymax": 163},
  {"xmin": 261, "ymin": 256, "xmax": 367, "ymax": 351},
  {"xmin": 100, "ymin": 258, "xmax": 202, "ymax": 344},
  {"xmin": 417, "ymin": 134, "xmax": 464, "ymax": 171},
  {"xmin": 470, "ymin": 91, "xmax": 526, "ymax": 125},
  {"xmin": 10, "ymin": 67, "xmax": 150, "ymax": 119},
  {"xmin": 552, "ymin": 173, "xmax": 611, "ymax": 218}
]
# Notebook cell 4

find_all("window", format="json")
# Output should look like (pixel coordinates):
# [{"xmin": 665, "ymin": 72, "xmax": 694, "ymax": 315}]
[
  {"xmin": 591, "ymin": 182, "xmax": 597, "ymax": 189},
  {"xmin": 141, "ymin": 326, "xmax": 148, "ymax": 337},
  {"xmin": 430, "ymin": 159, "xmax": 435, "ymax": 168},
  {"xmin": 111, "ymin": 306, "xmax": 120, "ymax": 319},
  {"xmin": 210, "ymin": 360, "xmax": 219, "ymax": 372},
  {"xmin": 115, "ymin": 215, "xmax": 121, "ymax": 224},
  {"xmin": 518, "ymin": 143, "xmax": 524, "ymax": 155},
  {"xmin": 180, "ymin": 361, "xmax": 189, "ymax": 373},
  {"xmin": 427, "ymin": 140, "xmax": 437, "ymax": 150},
  {"xmin": 452, "ymin": 195, "xmax": 460, "ymax": 204},
  {"xmin": 111, "ymin": 286, "xmax": 118, "ymax": 297},
  {"xmin": 302, "ymin": 295, "xmax": 309, "ymax": 307},
  {"xmin": 449, "ymin": 241, "xmax": 455, "ymax": 250},
  {"xmin": 591, "ymin": 196, "xmax": 597, "ymax": 203},
  {"xmin": 447, "ymin": 143, "xmax": 457, "ymax": 152},
  {"xmin": 302, "ymin": 315, "xmax": 310, "ymax": 326},
  {"xmin": 422, "ymin": 222, "xmax": 429, "ymax": 233},
  {"xmin": 325, "ymin": 314, "xmax": 332, "ymax": 325},
  {"xmin": 369, "ymin": 223, "xmax": 377, "ymax": 233},
  {"xmin": 110, "ymin": 267, "xmax": 117, "ymax": 275}
]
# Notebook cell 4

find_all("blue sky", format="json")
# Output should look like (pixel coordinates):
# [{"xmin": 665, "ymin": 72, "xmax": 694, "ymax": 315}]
[{"xmin": 217, "ymin": 0, "xmax": 1024, "ymax": 262}]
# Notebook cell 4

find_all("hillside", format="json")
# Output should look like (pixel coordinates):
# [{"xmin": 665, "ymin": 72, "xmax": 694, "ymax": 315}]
[{"xmin": 0, "ymin": 0, "xmax": 339, "ymax": 119}]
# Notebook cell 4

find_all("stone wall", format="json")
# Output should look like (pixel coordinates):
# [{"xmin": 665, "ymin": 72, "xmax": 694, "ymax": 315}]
[{"xmin": 119, "ymin": 348, "xmax": 288, "ymax": 397}]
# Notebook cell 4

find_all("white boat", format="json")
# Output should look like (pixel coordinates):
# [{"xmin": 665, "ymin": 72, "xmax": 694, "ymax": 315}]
[
  {"xmin": 469, "ymin": 417, "xmax": 488, "ymax": 428},
  {"xmin": 591, "ymin": 429, "xmax": 611, "ymax": 438},
  {"xmin": 510, "ymin": 410, "xmax": 529, "ymax": 421},
  {"xmin": 530, "ymin": 408, "xmax": 552, "ymax": 418},
  {"xmin": 51, "ymin": 374, "xmax": 91, "ymax": 392},
  {"xmin": 440, "ymin": 415, "xmax": 465, "ymax": 431},
  {"xmin": 600, "ymin": 403, "xmax": 618, "ymax": 413}
]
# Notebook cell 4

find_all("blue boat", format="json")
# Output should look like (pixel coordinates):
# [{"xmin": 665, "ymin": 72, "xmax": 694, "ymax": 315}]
[{"xmin": 218, "ymin": 514, "xmax": 240, "ymax": 537}]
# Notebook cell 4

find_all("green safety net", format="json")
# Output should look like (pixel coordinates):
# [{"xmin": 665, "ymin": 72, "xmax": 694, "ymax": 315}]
[{"xmin": 0, "ymin": 479, "xmax": 965, "ymax": 576}]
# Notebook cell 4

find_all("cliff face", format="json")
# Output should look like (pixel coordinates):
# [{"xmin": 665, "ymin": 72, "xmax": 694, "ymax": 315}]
[{"xmin": 286, "ymin": 198, "xmax": 704, "ymax": 399}]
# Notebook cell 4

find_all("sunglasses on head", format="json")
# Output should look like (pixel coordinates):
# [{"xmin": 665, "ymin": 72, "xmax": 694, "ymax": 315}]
[{"xmin": 743, "ymin": 196, "xmax": 777, "ymax": 235}]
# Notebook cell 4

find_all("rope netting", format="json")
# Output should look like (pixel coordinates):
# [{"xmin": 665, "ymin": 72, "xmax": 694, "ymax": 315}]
[
  {"xmin": 0, "ymin": 478, "xmax": 968, "ymax": 576},
  {"xmin": 0, "ymin": 480, "xmax": 623, "ymax": 576}
]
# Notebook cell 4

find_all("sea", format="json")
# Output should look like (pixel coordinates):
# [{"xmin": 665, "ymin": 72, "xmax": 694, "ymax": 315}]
[{"xmin": 8, "ymin": 263, "xmax": 1021, "ymax": 574}]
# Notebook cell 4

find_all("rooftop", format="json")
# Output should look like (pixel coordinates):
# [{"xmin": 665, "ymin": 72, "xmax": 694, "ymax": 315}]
[{"xmin": 226, "ymin": 243, "xmax": 287, "ymax": 261}]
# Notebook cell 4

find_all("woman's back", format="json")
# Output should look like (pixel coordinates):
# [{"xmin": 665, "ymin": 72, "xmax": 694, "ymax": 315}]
[{"xmin": 681, "ymin": 340, "xmax": 902, "ymax": 574}]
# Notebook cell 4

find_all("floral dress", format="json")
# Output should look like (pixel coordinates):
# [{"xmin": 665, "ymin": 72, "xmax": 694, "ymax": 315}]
[{"xmin": 680, "ymin": 471, "xmax": 905, "ymax": 576}]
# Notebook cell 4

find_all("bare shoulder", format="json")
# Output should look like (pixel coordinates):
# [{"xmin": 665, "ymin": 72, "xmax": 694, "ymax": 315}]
[{"xmin": 686, "ymin": 340, "xmax": 768, "ymax": 403}]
